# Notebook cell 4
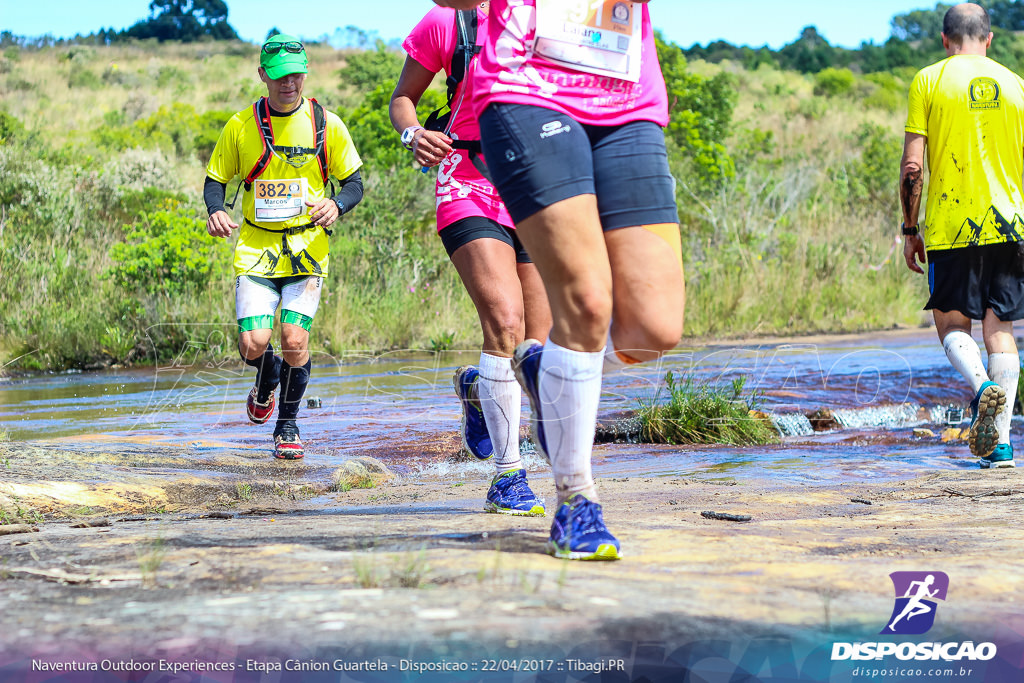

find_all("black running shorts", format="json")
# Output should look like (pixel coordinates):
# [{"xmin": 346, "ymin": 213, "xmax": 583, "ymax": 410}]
[
  {"xmin": 438, "ymin": 216, "xmax": 532, "ymax": 263},
  {"xmin": 926, "ymin": 241, "xmax": 1024, "ymax": 320},
  {"xmin": 478, "ymin": 103, "xmax": 678, "ymax": 230}
]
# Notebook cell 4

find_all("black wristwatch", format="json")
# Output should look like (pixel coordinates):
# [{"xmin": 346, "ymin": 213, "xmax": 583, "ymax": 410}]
[
  {"xmin": 333, "ymin": 197, "xmax": 346, "ymax": 216},
  {"xmin": 901, "ymin": 222, "xmax": 920, "ymax": 236}
]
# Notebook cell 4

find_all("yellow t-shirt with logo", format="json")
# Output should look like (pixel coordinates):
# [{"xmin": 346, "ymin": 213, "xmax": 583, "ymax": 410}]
[
  {"xmin": 206, "ymin": 98, "xmax": 362, "ymax": 277},
  {"xmin": 906, "ymin": 55, "xmax": 1024, "ymax": 251}
]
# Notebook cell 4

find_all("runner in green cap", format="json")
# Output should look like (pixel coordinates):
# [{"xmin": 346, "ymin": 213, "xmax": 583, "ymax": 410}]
[{"xmin": 204, "ymin": 35, "xmax": 364, "ymax": 459}]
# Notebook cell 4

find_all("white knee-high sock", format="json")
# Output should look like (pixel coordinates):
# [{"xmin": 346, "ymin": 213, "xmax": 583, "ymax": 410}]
[
  {"xmin": 477, "ymin": 353, "xmax": 522, "ymax": 475},
  {"xmin": 602, "ymin": 327, "xmax": 642, "ymax": 375},
  {"xmin": 538, "ymin": 341, "xmax": 604, "ymax": 505},
  {"xmin": 943, "ymin": 331, "xmax": 989, "ymax": 394},
  {"xmin": 988, "ymin": 352, "xmax": 1020, "ymax": 444}
]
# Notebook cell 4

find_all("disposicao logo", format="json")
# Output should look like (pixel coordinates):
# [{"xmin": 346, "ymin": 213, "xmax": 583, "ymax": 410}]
[
  {"xmin": 882, "ymin": 571, "xmax": 949, "ymax": 635},
  {"xmin": 831, "ymin": 572, "xmax": 998, "ymax": 663}
]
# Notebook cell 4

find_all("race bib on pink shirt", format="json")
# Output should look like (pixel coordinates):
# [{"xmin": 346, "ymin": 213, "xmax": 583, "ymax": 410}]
[{"xmin": 534, "ymin": 0, "xmax": 642, "ymax": 82}]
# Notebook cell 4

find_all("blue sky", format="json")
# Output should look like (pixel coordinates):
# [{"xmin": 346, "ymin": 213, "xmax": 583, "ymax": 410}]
[{"xmin": 3, "ymin": 1, "xmax": 937, "ymax": 49}]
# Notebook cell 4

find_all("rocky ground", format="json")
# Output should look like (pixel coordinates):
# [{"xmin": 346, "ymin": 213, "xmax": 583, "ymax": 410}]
[{"xmin": 1, "ymin": 438, "xmax": 1022, "ymax": 681}]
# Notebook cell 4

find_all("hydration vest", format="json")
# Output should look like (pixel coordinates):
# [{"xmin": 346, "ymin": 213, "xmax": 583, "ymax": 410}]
[{"xmin": 243, "ymin": 96, "xmax": 329, "ymax": 192}]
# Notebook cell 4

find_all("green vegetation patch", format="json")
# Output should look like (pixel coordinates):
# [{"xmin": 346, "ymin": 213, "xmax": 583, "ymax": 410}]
[{"xmin": 638, "ymin": 373, "xmax": 779, "ymax": 446}]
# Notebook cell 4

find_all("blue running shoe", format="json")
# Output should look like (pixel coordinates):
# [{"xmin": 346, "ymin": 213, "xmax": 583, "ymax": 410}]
[
  {"xmin": 547, "ymin": 494, "xmax": 621, "ymax": 561},
  {"xmin": 980, "ymin": 443, "xmax": 1015, "ymax": 469},
  {"xmin": 513, "ymin": 340, "xmax": 549, "ymax": 463},
  {"xmin": 968, "ymin": 381, "xmax": 1006, "ymax": 458},
  {"xmin": 485, "ymin": 469, "xmax": 546, "ymax": 516},
  {"xmin": 453, "ymin": 366, "xmax": 493, "ymax": 460}
]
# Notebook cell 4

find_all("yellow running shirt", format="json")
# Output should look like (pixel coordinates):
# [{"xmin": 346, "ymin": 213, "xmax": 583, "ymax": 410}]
[
  {"xmin": 906, "ymin": 55, "xmax": 1024, "ymax": 251},
  {"xmin": 207, "ymin": 99, "xmax": 362, "ymax": 277}
]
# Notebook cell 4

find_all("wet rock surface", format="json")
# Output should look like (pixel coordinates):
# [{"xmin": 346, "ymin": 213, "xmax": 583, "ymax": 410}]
[{"xmin": 0, "ymin": 438, "xmax": 1021, "ymax": 658}]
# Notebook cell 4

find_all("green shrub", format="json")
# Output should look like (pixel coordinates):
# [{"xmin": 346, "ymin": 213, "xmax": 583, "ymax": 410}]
[
  {"xmin": 339, "ymin": 41, "xmax": 404, "ymax": 93},
  {"xmin": 5, "ymin": 76, "xmax": 33, "ymax": 91},
  {"xmin": 95, "ymin": 103, "xmax": 203, "ymax": 157},
  {"xmin": 343, "ymin": 81, "xmax": 444, "ymax": 167},
  {"xmin": 100, "ymin": 148, "xmax": 186, "ymax": 200},
  {"xmin": 846, "ymin": 122, "xmax": 902, "ymax": 212},
  {"xmin": 0, "ymin": 110, "xmax": 25, "ymax": 144},
  {"xmin": 68, "ymin": 63, "xmax": 101, "ymax": 89},
  {"xmin": 108, "ymin": 202, "xmax": 225, "ymax": 296},
  {"xmin": 656, "ymin": 34, "xmax": 737, "ymax": 189},
  {"xmin": 194, "ymin": 109, "xmax": 234, "ymax": 158},
  {"xmin": 155, "ymin": 64, "xmax": 188, "ymax": 88},
  {"xmin": 862, "ymin": 72, "xmax": 907, "ymax": 112},
  {"xmin": 102, "ymin": 63, "xmax": 141, "ymax": 88},
  {"xmin": 813, "ymin": 67, "xmax": 855, "ymax": 97}
]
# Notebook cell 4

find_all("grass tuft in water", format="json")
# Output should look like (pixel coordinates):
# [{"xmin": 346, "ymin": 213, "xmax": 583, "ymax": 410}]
[{"xmin": 637, "ymin": 372, "xmax": 779, "ymax": 446}]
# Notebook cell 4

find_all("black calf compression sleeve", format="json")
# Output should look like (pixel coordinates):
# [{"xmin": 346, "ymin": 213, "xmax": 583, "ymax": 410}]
[
  {"xmin": 277, "ymin": 358, "xmax": 312, "ymax": 422},
  {"xmin": 243, "ymin": 344, "xmax": 282, "ymax": 403}
]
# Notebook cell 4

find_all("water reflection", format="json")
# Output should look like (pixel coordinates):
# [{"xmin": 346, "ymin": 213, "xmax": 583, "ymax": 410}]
[{"xmin": 0, "ymin": 331, "xmax": 1013, "ymax": 483}]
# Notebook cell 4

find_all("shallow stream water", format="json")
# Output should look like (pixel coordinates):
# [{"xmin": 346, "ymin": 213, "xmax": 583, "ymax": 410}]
[{"xmin": 0, "ymin": 329, "xmax": 1015, "ymax": 486}]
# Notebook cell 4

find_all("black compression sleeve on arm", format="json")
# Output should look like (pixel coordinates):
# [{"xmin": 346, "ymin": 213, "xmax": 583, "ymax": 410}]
[
  {"xmin": 204, "ymin": 176, "xmax": 227, "ymax": 215},
  {"xmin": 332, "ymin": 171, "xmax": 364, "ymax": 215}
]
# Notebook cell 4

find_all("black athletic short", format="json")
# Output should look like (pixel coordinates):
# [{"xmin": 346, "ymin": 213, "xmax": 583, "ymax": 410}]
[
  {"xmin": 926, "ymin": 241, "xmax": 1024, "ymax": 320},
  {"xmin": 478, "ymin": 103, "xmax": 678, "ymax": 230},
  {"xmin": 438, "ymin": 216, "xmax": 532, "ymax": 263}
]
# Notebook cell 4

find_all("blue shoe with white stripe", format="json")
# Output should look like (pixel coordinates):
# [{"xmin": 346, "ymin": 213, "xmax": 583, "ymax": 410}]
[
  {"xmin": 453, "ymin": 366, "xmax": 493, "ymax": 460},
  {"xmin": 512, "ymin": 339, "xmax": 549, "ymax": 463},
  {"xmin": 485, "ymin": 469, "xmax": 546, "ymax": 516},
  {"xmin": 547, "ymin": 494, "xmax": 621, "ymax": 561}
]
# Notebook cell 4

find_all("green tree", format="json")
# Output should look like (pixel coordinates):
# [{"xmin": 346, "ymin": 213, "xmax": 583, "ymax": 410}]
[
  {"xmin": 777, "ymin": 26, "xmax": 836, "ymax": 73},
  {"xmin": 989, "ymin": 0, "xmax": 1024, "ymax": 30},
  {"xmin": 891, "ymin": 5, "xmax": 952, "ymax": 41},
  {"xmin": 124, "ymin": 0, "xmax": 239, "ymax": 42}
]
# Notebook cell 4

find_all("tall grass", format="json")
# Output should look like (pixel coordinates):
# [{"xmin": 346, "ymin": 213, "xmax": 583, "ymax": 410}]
[{"xmin": 637, "ymin": 373, "xmax": 779, "ymax": 446}]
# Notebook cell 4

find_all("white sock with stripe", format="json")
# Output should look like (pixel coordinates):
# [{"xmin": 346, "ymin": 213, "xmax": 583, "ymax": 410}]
[
  {"xmin": 478, "ymin": 353, "xmax": 523, "ymax": 475},
  {"xmin": 538, "ymin": 341, "xmax": 603, "ymax": 505}
]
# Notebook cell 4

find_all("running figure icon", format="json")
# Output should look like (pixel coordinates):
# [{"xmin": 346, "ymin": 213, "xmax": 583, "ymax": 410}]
[
  {"xmin": 882, "ymin": 571, "xmax": 949, "ymax": 635},
  {"xmin": 888, "ymin": 575, "xmax": 939, "ymax": 631}
]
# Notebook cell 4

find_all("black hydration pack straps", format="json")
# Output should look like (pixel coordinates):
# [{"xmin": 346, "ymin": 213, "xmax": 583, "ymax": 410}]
[
  {"xmin": 226, "ymin": 97, "xmax": 330, "ymax": 210},
  {"xmin": 424, "ymin": 9, "xmax": 480, "ymax": 134}
]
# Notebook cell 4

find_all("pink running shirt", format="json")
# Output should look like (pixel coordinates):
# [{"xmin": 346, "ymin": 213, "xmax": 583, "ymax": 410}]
[
  {"xmin": 468, "ymin": 0, "xmax": 669, "ymax": 128},
  {"xmin": 404, "ymin": 7, "xmax": 514, "ymax": 231}
]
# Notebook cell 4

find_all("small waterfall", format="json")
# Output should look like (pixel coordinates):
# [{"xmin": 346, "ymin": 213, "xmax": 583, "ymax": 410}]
[
  {"xmin": 770, "ymin": 413, "xmax": 815, "ymax": 437},
  {"xmin": 833, "ymin": 403, "xmax": 924, "ymax": 429}
]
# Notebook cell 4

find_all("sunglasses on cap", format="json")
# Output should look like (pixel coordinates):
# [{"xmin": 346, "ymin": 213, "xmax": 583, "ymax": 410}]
[{"xmin": 262, "ymin": 41, "xmax": 304, "ymax": 55}]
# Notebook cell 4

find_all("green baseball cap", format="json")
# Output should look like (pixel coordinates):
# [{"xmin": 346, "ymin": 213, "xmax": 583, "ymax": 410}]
[{"xmin": 260, "ymin": 34, "xmax": 308, "ymax": 80}]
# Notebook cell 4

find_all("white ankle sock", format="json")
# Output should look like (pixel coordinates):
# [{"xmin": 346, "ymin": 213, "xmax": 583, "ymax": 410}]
[
  {"xmin": 988, "ymin": 352, "xmax": 1019, "ymax": 445},
  {"xmin": 538, "ymin": 341, "xmax": 603, "ymax": 504},
  {"xmin": 477, "ymin": 353, "xmax": 522, "ymax": 474},
  {"xmin": 943, "ymin": 331, "xmax": 988, "ymax": 394}
]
